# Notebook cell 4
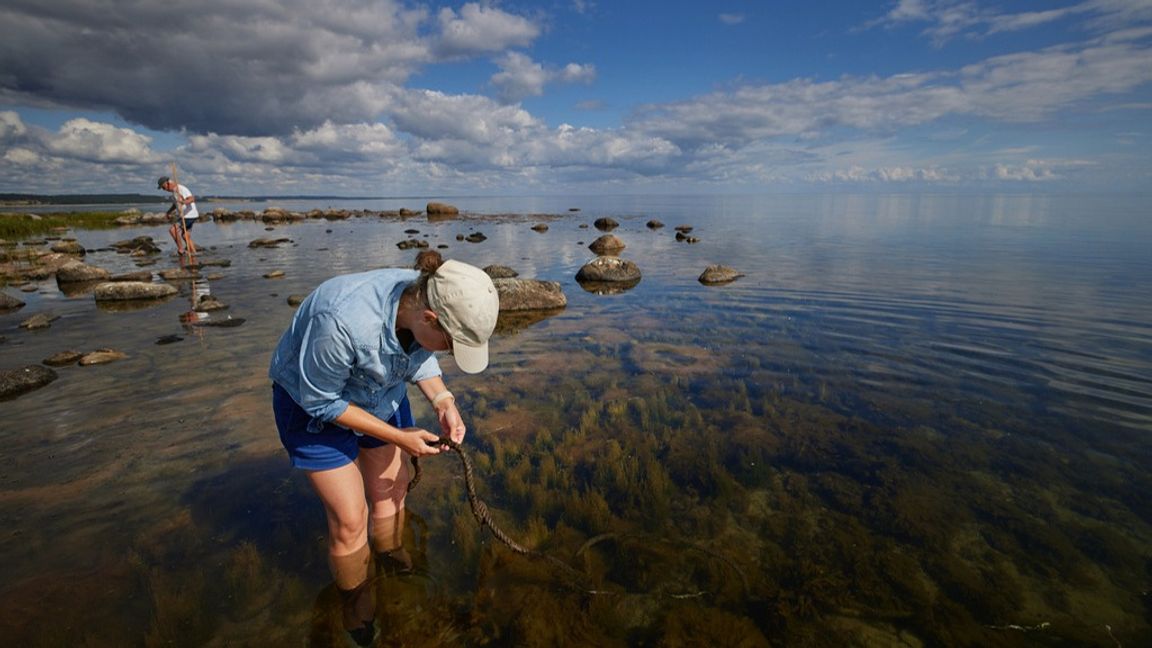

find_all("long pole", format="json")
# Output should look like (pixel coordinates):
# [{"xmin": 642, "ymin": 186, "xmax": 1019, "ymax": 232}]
[{"xmin": 169, "ymin": 161, "xmax": 196, "ymax": 258}]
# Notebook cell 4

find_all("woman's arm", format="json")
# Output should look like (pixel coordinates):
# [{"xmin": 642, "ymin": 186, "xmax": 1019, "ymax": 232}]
[
  {"xmin": 416, "ymin": 376, "xmax": 466, "ymax": 443},
  {"xmin": 334, "ymin": 402, "xmax": 443, "ymax": 456}
]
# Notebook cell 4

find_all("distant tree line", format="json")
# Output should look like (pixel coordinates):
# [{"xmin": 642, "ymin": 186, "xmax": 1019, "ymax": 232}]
[
  {"xmin": 0, "ymin": 193, "xmax": 170, "ymax": 206},
  {"xmin": 0, "ymin": 193, "xmax": 385, "ymax": 206}
]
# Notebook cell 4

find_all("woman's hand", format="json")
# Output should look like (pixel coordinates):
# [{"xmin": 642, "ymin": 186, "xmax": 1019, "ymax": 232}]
[
  {"xmin": 394, "ymin": 427, "xmax": 444, "ymax": 456},
  {"xmin": 437, "ymin": 400, "xmax": 466, "ymax": 444}
]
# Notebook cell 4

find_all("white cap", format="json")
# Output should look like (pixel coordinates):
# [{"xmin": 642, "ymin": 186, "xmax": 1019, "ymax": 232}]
[{"xmin": 426, "ymin": 260, "xmax": 499, "ymax": 373}]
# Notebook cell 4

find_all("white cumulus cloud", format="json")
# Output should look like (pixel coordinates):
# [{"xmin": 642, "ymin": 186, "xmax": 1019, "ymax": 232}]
[
  {"xmin": 45, "ymin": 119, "xmax": 157, "ymax": 163},
  {"xmin": 490, "ymin": 54, "xmax": 597, "ymax": 103},
  {"xmin": 0, "ymin": 111, "xmax": 28, "ymax": 141},
  {"xmin": 435, "ymin": 3, "xmax": 540, "ymax": 57}
]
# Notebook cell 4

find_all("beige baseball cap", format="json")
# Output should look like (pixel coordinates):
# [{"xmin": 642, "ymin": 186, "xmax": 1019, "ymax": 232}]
[{"xmin": 426, "ymin": 260, "xmax": 499, "ymax": 373}]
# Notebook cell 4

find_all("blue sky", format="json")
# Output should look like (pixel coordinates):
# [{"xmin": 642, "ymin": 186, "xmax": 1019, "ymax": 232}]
[{"xmin": 0, "ymin": 0, "xmax": 1150, "ymax": 196}]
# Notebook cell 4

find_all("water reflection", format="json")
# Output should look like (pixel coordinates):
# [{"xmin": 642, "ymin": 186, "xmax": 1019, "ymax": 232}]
[
  {"xmin": 494, "ymin": 308, "xmax": 565, "ymax": 335},
  {"xmin": 0, "ymin": 194, "xmax": 1149, "ymax": 646},
  {"xmin": 576, "ymin": 277, "xmax": 641, "ymax": 295}
]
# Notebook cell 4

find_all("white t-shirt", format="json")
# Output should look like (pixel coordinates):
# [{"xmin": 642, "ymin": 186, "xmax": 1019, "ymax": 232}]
[{"xmin": 174, "ymin": 184, "xmax": 199, "ymax": 220}]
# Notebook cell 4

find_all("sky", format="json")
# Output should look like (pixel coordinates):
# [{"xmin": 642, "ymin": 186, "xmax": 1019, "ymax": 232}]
[{"xmin": 0, "ymin": 0, "xmax": 1150, "ymax": 196}]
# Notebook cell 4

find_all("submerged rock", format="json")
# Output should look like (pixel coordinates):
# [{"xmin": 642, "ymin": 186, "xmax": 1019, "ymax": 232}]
[
  {"xmin": 0, "ymin": 292, "xmax": 26, "ymax": 311},
  {"xmin": 159, "ymin": 268, "xmax": 201, "ymax": 281},
  {"xmin": 191, "ymin": 317, "xmax": 246, "ymax": 328},
  {"xmin": 111, "ymin": 236, "xmax": 161, "ymax": 255},
  {"xmin": 20, "ymin": 313, "xmax": 59, "ymax": 329},
  {"xmin": 0, "ymin": 365, "xmax": 58, "ymax": 399},
  {"xmin": 79, "ymin": 349, "xmax": 128, "ymax": 366},
  {"xmin": 43, "ymin": 351, "xmax": 83, "ymax": 367},
  {"xmin": 50, "ymin": 240, "xmax": 86, "ymax": 256},
  {"xmin": 110, "ymin": 271, "xmax": 154, "ymax": 282},
  {"xmin": 698, "ymin": 265, "xmax": 745, "ymax": 285},
  {"xmin": 93, "ymin": 281, "xmax": 178, "ymax": 301},
  {"xmin": 193, "ymin": 295, "xmax": 229, "ymax": 312},
  {"xmin": 248, "ymin": 238, "xmax": 293, "ymax": 249}
]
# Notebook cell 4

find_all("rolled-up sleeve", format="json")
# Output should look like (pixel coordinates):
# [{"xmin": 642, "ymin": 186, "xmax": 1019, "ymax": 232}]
[
  {"xmin": 409, "ymin": 352, "xmax": 442, "ymax": 383},
  {"xmin": 295, "ymin": 312, "xmax": 354, "ymax": 422}
]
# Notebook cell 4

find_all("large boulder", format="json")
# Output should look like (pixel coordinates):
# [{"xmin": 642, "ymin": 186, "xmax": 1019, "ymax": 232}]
[
  {"xmin": 426, "ymin": 202, "xmax": 459, "ymax": 216},
  {"xmin": 261, "ymin": 208, "xmax": 304, "ymax": 223},
  {"xmin": 493, "ymin": 278, "xmax": 567, "ymax": 311},
  {"xmin": 576, "ymin": 256, "xmax": 642, "ymax": 283},
  {"xmin": 93, "ymin": 281, "xmax": 178, "ymax": 301},
  {"xmin": 0, "ymin": 365, "xmax": 58, "ymax": 399},
  {"xmin": 593, "ymin": 217, "xmax": 619, "ymax": 231},
  {"xmin": 588, "ymin": 234, "xmax": 626, "ymax": 255},
  {"xmin": 55, "ymin": 259, "xmax": 111, "ymax": 283}
]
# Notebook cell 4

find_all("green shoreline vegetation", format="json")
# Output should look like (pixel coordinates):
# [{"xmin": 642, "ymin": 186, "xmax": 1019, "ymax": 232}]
[{"xmin": 0, "ymin": 211, "xmax": 129, "ymax": 239}]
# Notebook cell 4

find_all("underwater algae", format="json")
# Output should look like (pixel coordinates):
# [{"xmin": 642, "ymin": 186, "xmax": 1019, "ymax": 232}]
[{"xmin": 9, "ymin": 334, "xmax": 1140, "ymax": 646}]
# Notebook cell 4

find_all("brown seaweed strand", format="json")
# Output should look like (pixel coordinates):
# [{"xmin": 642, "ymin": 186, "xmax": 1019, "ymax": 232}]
[{"xmin": 408, "ymin": 438, "xmax": 586, "ymax": 580}]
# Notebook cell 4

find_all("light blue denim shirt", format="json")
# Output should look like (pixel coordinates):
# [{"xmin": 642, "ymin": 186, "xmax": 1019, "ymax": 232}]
[{"xmin": 268, "ymin": 268, "xmax": 441, "ymax": 432}]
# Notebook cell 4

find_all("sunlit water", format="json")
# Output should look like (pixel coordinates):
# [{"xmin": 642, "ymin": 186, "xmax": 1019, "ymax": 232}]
[{"xmin": 1, "ymin": 193, "xmax": 1149, "ymax": 646}]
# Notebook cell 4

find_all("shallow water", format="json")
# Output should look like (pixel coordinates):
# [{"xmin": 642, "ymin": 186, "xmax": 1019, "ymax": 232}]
[{"xmin": 1, "ymin": 193, "xmax": 1150, "ymax": 646}]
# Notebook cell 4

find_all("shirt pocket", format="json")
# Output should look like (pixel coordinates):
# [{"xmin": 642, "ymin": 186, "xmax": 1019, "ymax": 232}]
[
  {"xmin": 345, "ymin": 368, "xmax": 383, "ymax": 410},
  {"xmin": 387, "ymin": 353, "xmax": 411, "ymax": 381}
]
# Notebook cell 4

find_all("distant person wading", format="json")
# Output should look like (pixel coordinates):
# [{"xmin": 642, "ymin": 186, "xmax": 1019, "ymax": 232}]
[
  {"xmin": 157, "ymin": 175, "xmax": 197, "ymax": 256},
  {"xmin": 268, "ymin": 250, "xmax": 499, "ymax": 644}
]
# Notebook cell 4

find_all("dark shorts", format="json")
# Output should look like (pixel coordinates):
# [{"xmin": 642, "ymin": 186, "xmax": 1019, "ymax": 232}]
[
  {"xmin": 177, "ymin": 217, "xmax": 196, "ymax": 232},
  {"xmin": 272, "ymin": 383, "xmax": 415, "ymax": 471}
]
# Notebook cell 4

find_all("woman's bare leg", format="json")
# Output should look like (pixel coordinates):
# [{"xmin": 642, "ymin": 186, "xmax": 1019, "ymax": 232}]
[
  {"xmin": 307, "ymin": 462, "xmax": 375, "ymax": 639},
  {"xmin": 306, "ymin": 462, "xmax": 371, "ymax": 583},
  {"xmin": 358, "ymin": 444, "xmax": 413, "ymax": 573}
]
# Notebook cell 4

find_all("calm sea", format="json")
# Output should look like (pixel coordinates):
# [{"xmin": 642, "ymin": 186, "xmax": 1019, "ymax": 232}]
[{"xmin": 1, "ymin": 193, "xmax": 1149, "ymax": 645}]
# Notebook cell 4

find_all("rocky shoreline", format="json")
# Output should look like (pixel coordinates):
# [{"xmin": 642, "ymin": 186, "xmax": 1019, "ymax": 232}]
[{"xmin": 1, "ymin": 202, "xmax": 743, "ymax": 400}]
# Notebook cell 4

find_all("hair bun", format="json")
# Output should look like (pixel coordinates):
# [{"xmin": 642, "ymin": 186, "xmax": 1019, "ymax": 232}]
[{"xmin": 413, "ymin": 250, "xmax": 444, "ymax": 273}]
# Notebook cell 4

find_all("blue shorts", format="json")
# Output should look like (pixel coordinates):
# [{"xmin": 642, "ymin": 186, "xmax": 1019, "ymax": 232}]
[
  {"xmin": 272, "ymin": 382, "xmax": 415, "ymax": 471},
  {"xmin": 177, "ymin": 217, "xmax": 196, "ymax": 231}
]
